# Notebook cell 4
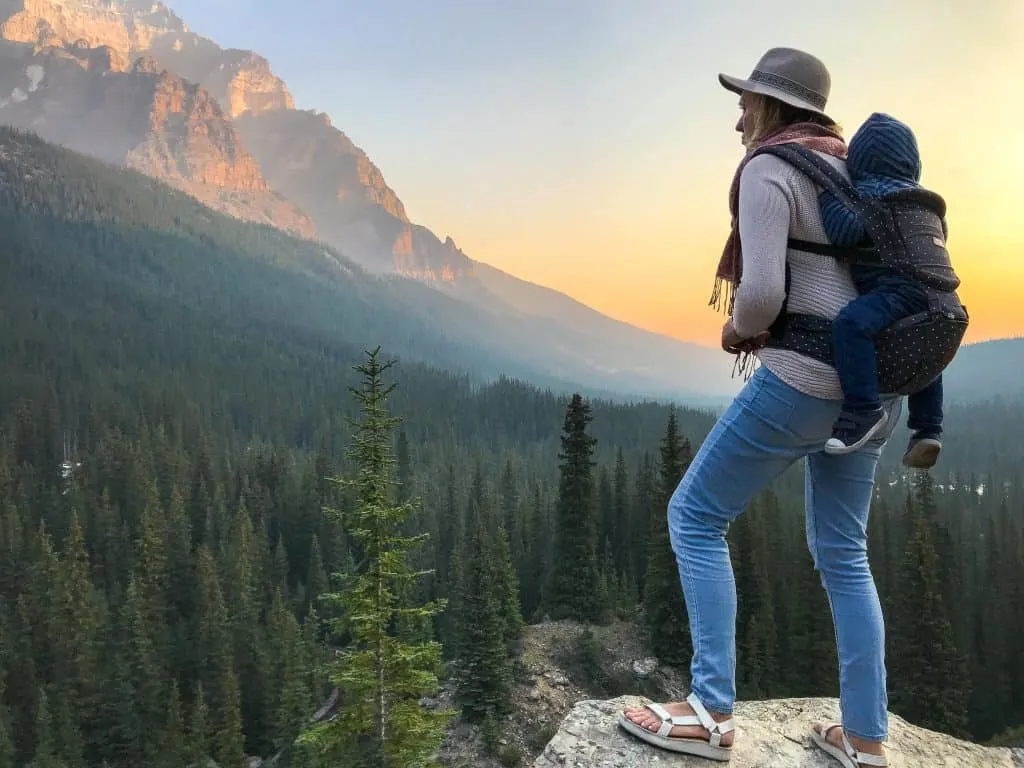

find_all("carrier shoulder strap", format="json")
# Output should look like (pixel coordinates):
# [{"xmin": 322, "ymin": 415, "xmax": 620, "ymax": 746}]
[
  {"xmin": 752, "ymin": 142, "xmax": 886, "ymax": 265},
  {"xmin": 752, "ymin": 142, "xmax": 868, "ymax": 214}
]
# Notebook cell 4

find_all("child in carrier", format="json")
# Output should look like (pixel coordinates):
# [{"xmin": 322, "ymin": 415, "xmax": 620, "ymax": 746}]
[{"xmin": 819, "ymin": 112, "xmax": 944, "ymax": 468}]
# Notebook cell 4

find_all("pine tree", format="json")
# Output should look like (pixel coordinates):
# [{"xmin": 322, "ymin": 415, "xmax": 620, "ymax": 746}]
[
  {"xmin": 222, "ymin": 499, "xmax": 268, "ymax": 752},
  {"xmin": 889, "ymin": 484, "xmax": 970, "ymax": 738},
  {"xmin": 27, "ymin": 688, "xmax": 67, "ymax": 768},
  {"xmin": 451, "ymin": 495, "xmax": 514, "ymax": 724},
  {"xmin": 732, "ymin": 494, "xmax": 778, "ymax": 698},
  {"xmin": 499, "ymin": 458, "xmax": 521, "ymax": 572},
  {"xmin": 305, "ymin": 534, "xmax": 329, "ymax": 618},
  {"xmin": 268, "ymin": 588, "xmax": 314, "ymax": 751},
  {"xmin": 519, "ymin": 480, "xmax": 546, "ymax": 620},
  {"xmin": 543, "ymin": 393, "xmax": 606, "ymax": 623},
  {"xmin": 156, "ymin": 679, "xmax": 186, "ymax": 768},
  {"xmin": 122, "ymin": 575, "xmax": 166, "ymax": 762},
  {"xmin": 631, "ymin": 453, "xmax": 656, "ymax": 595},
  {"xmin": 395, "ymin": 429, "xmax": 413, "ymax": 504},
  {"xmin": 299, "ymin": 348, "xmax": 454, "ymax": 767},
  {"xmin": 642, "ymin": 409, "xmax": 693, "ymax": 667},
  {"xmin": 99, "ymin": 652, "xmax": 143, "ymax": 768},
  {"xmin": 493, "ymin": 522, "xmax": 524, "ymax": 655},
  {"xmin": 194, "ymin": 545, "xmax": 246, "ymax": 768},
  {"xmin": 612, "ymin": 447, "xmax": 630, "ymax": 574},
  {"xmin": 185, "ymin": 683, "xmax": 210, "ymax": 767},
  {"xmin": 0, "ymin": 695, "xmax": 13, "ymax": 768},
  {"xmin": 437, "ymin": 463, "xmax": 459, "ymax": 590},
  {"xmin": 162, "ymin": 484, "xmax": 194, "ymax": 621},
  {"xmin": 53, "ymin": 512, "xmax": 100, "ymax": 757},
  {"xmin": 597, "ymin": 466, "xmax": 613, "ymax": 563}
]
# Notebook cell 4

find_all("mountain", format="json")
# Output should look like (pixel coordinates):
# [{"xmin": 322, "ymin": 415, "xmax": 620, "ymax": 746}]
[
  {"xmin": 0, "ymin": 0, "xmax": 738, "ymax": 402},
  {"xmin": 0, "ymin": 37, "xmax": 314, "ymax": 236},
  {"xmin": 234, "ymin": 106, "xmax": 474, "ymax": 282},
  {"xmin": 0, "ymin": 125, "xmax": 737, "ymax": 418},
  {"xmin": 942, "ymin": 337, "xmax": 1024, "ymax": 404}
]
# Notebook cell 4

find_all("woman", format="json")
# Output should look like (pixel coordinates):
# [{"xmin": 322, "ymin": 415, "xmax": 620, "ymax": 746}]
[{"xmin": 619, "ymin": 48, "xmax": 894, "ymax": 768}]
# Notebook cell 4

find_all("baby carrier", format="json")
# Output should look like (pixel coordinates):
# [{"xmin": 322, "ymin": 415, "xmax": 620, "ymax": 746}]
[{"xmin": 750, "ymin": 142, "xmax": 969, "ymax": 397}]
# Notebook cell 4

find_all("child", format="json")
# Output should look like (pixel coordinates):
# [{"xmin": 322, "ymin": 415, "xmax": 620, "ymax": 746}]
[{"xmin": 819, "ymin": 112, "xmax": 944, "ymax": 469}]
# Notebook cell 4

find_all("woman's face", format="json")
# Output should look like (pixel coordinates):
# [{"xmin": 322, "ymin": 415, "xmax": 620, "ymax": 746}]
[{"xmin": 737, "ymin": 91, "xmax": 754, "ymax": 144}]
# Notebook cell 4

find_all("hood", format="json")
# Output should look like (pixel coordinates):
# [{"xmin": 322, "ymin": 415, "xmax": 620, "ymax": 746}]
[{"xmin": 847, "ymin": 112, "xmax": 922, "ymax": 184}]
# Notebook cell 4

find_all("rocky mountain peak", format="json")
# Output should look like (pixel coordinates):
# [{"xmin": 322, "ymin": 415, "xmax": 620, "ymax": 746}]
[
  {"xmin": 0, "ymin": 0, "xmax": 482, "ymax": 286},
  {"xmin": 0, "ymin": 0, "xmax": 185, "ymax": 56}
]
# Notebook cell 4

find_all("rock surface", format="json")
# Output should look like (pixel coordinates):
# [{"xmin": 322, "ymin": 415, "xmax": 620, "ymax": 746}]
[{"xmin": 534, "ymin": 696, "xmax": 1021, "ymax": 768}]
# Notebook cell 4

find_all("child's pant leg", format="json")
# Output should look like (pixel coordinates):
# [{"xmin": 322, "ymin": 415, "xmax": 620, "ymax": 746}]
[
  {"xmin": 907, "ymin": 375, "xmax": 943, "ymax": 435},
  {"xmin": 831, "ymin": 291, "xmax": 905, "ymax": 412}
]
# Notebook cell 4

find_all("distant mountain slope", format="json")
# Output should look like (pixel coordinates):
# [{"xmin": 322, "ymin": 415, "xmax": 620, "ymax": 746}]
[
  {"xmin": 472, "ymin": 261, "xmax": 735, "ymax": 401},
  {"xmin": 0, "ymin": 0, "xmax": 735, "ymax": 402},
  {"xmin": 0, "ymin": 127, "xmax": 739, "ymax": 407},
  {"xmin": 942, "ymin": 338, "xmax": 1024, "ymax": 403}
]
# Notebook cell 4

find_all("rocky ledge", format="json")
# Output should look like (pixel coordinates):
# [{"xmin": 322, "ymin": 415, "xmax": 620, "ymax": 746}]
[{"xmin": 534, "ymin": 696, "xmax": 1021, "ymax": 768}]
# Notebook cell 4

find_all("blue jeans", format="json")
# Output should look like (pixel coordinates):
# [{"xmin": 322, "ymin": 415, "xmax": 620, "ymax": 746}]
[
  {"xmin": 832, "ymin": 283, "xmax": 943, "ymax": 435},
  {"xmin": 667, "ymin": 366, "xmax": 893, "ymax": 741}
]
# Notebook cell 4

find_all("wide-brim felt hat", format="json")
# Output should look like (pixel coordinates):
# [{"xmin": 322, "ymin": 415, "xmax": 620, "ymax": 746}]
[{"xmin": 719, "ymin": 47, "xmax": 833, "ymax": 120}]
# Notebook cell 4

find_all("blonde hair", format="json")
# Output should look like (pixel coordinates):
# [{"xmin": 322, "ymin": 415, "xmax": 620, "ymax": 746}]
[{"xmin": 741, "ymin": 92, "xmax": 842, "ymax": 149}]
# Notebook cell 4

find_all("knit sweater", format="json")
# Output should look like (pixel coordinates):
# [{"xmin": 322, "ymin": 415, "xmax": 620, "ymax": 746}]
[{"xmin": 731, "ymin": 151, "xmax": 858, "ymax": 401}]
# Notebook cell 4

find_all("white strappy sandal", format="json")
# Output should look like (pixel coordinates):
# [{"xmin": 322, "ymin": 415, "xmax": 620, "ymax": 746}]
[
  {"xmin": 617, "ymin": 692, "xmax": 735, "ymax": 761},
  {"xmin": 810, "ymin": 723, "xmax": 888, "ymax": 767}
]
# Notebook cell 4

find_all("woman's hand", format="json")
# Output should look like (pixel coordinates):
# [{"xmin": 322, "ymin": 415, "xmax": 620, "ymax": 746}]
[{"xmin": 721, "ymin": 319, "xmax": 769, "ymax": 354}]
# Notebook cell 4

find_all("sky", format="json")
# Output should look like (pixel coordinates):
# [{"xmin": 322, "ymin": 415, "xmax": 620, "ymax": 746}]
[{"xmin": 167, "ymin": 0, "xmax": 1024, "ymax": 348}]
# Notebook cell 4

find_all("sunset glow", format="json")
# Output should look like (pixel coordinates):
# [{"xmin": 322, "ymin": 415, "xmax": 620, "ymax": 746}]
[{"xmin": 171, "ymin": 0, "xmax": 1024, "ymax": 348}]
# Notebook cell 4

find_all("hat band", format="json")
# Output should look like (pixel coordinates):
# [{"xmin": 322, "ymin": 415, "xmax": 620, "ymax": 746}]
[{"xmin": 749, "ymin": 69, "xmax": 826, "ymax": 110}]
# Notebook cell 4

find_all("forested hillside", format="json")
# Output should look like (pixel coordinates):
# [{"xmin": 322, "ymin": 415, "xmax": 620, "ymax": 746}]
[{"xmin": 0, "ymin": 126, "xmax": 1021, "ymax": 766}]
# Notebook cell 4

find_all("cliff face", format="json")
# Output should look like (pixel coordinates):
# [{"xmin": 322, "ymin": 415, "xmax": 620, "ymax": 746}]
[
  {"xmin": 536, "ymin": 696, "xmax": 1021, "ymax": 768},
  {"xmin": 0, "ymin": 43, "xmax": 314, "ymax": 237},
  {"xmin": 127, "ymin": 61, "xmax": 268, "ymax": 191},
  {"xmin": 148, "ymin": 43, "xmax": 295, "ymax": 118},
  {"xmin": 0, "ymin": 0, "xmax": 186, "ymax": 56},
  {"xmin": 0, "ymin": 0, "xmax": 477, "ymax": 282},
  {"xmin": 237, "ymin": 108, "xmax": 474, "ymax": 281}
]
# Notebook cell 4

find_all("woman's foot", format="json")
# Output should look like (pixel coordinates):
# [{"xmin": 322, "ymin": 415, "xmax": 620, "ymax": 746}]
[
  {"xmin": 812, "ymin": 722, "xmax": 886, "ymax": 767},
  {"xmin": 622, "ymin": 700, "xmax": 735, "ymax": 747}
]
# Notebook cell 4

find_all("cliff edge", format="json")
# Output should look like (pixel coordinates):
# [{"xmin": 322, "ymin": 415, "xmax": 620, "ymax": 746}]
[{"xmin": 534, "ymin": 695, "xmax": 1021, "ymax": 768}]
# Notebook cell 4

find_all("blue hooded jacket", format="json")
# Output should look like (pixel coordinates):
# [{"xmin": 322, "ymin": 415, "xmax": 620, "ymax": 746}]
[{"xmin": 819, "ymin": 112, "xmax": 922, "ymax": 248}]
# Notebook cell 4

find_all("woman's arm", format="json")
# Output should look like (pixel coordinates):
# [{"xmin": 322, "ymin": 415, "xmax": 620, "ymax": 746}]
[{"xmin": 731, "ymin": 155, "xmax": 791, "ymax": 339}]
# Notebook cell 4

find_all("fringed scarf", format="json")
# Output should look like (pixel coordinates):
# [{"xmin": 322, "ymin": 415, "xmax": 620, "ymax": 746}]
[
  {"xmin": 710, "ymin": 121, "xmax": 848, "ymax": 378},
  {"xmin": 711, "ymin": 122, "xmax": 848, "ymax": 313}
]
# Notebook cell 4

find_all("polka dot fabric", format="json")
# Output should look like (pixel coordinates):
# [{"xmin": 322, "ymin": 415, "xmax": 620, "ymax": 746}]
[{"xmin": 752, "ymin": 142, "xmax": 969, "ymax": 396}]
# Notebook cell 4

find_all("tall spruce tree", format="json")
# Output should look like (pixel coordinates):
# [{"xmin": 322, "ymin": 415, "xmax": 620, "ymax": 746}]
[
  {"xmin": 731, "ymin": 494, "xmax": 778, "ymax": 698},
  {"xmin": 642, "ymin": 408, "xmax": 693, "ymax": 667},
  {"xmin": 300, "ymin": 348, "xmax": 454, "ymax": 767},
  {"xmin": 631, "ymin": 453, "xmax": 656, "ymax": 596},
  {"xmin": 451, "ymin": 493, "xmax": 515, "ymax": 724},
  {"xmin": 542, "ymin": 394, "xmax": 606, "ymax": 622},
  {"xmin": 612, "ymin": 448, "xmax": 630, "ymax": 574},
  {"xmin": 889, "ymin": 480, "xmax": 970, "ymax": 738}
]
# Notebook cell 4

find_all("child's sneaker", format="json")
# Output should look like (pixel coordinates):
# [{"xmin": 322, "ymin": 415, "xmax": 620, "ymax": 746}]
[
  {"xmin": 902, "ymin": 431, "xmax": 942, "ymax": 469},
  {"xmin": 825, "ymin": 406, "xmax": 887, "ymax": 455}
]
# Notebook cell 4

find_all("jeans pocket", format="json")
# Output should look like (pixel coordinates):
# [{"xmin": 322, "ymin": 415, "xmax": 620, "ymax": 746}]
[
  {"xmin": 753, "ymin": 368, "xmax": 838, "ymax": 443},
  {"xmin": 741, "ymin": 368, "xmax": 797, "ymax": 431}
]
